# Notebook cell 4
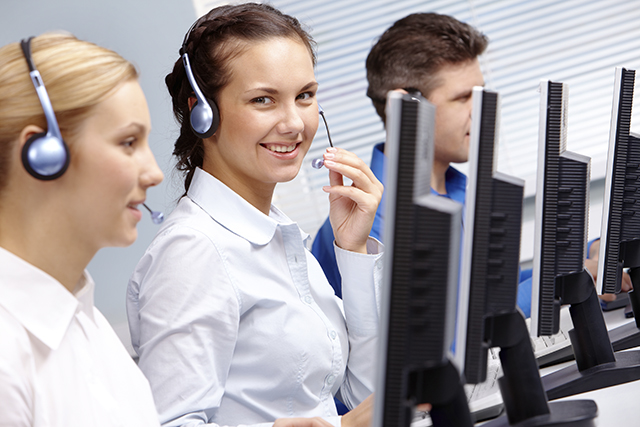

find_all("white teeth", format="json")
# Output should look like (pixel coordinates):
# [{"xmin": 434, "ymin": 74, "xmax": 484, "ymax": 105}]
[{"xmin": 266, "ymin": 144, "xmax": 296, "ymax": 153}]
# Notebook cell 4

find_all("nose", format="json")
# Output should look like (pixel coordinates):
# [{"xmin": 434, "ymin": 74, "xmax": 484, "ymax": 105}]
[
  {"xmin": 276, "ymin": 102, "xmax": 305, "ymax": 136},
  {"xmin": 140, "ymin": 145, "xmax": 164, "ymax": 189}
]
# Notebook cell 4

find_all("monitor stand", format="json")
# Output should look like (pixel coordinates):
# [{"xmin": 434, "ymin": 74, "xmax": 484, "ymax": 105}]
[
  {"xmin": 606, "ymin": 240, "xmax": 640, "ymax": 351},
  {"xmin": 409, "ymin": 360, "xmax": 473, "ymax": 427},
  {"xmin": 541, "ymin": 269, "xmax": 640, "ymax": 400},
  {"xmin": 608, "ymin": 286, "xmax": 640, "ymax": 351},
  {"xmin": 482, "ymin": 311, "xmax": 597, "ymax": 426}
]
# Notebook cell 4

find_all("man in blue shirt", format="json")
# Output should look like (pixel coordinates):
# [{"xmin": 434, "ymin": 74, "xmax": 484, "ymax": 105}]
[{"xmin": 312, "ymin": 12, "xmax": 534, "ymax": 317}]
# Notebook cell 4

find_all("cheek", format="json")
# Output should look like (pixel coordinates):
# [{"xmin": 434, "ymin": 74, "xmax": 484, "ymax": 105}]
[
  {"xmin": 304, "ymin": 112, "xmax": 319, "ymax": 138},
  {"xmin": 225, "ymin": 110, "xmax": 273, "ymax": 141},
  {"xmin": 94, "ymin": 156, "xmax": 138, "ymax": 198}
]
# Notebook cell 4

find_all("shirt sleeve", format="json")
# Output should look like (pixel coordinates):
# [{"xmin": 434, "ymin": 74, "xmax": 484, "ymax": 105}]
[
  {"xmin": 333, "ymin": 238, "xmax": 383, "ymax": 409},
  {"xmin": 0, "ymin": 316, "xmax": 34, "ymax": 427},
  {"xmin": 127, "ymin": 225, "xmax": 244, "ymax": 427}
]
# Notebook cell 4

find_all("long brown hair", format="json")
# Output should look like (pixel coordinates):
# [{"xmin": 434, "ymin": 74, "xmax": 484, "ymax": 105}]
[{"xmin": 166, "ymin": 2, "xmax": 316, "ymax": 194}]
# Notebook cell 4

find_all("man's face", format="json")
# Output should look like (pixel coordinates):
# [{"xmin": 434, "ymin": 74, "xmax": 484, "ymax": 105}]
[{"xmin": 427, "ymin": 58, "xmax": 484, "ymax": 168}]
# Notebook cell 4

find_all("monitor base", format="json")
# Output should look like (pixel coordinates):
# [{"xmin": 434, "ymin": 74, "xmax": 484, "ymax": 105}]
[
  {"xmin": 609, "ymin": 321, "xmax": 640, "ymax": 352},
  {"xmin": 483, "ymin": 400, "xmax": 597, "ymax": 427},
  {"xmin": 542, "ymin": 350, "xmax": 640, "ymax": 400}
]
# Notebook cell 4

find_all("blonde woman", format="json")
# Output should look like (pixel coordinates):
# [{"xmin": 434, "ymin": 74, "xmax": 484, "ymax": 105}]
[{"xmin": 0, "ymin": 33, "xmax": 164, "ymax": 426}]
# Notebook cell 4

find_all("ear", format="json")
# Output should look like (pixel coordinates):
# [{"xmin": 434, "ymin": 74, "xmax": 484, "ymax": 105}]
[
  {"xmin": 18, "ymin": 125, "xmax": 46, "ymax": 151},
  {"xmin": 188, "ymin": 96, "xmax": 197, "ymax": 111}
]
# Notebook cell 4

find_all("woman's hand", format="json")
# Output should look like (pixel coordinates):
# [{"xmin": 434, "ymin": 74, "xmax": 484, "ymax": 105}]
[
  {"xmin": 322, "ymin": 147, "xmax": 383, "ymax": 254},
  {"xmin": 341, "ymin": 394, "xmax": 374, "ymax": 427},
  {"xmin": 585, "ymin": 239, "xmax": 633, "ymax": 302},
  {"xmin": 273, "ymin": 417, "xmax": 334, "ymax": 427}
]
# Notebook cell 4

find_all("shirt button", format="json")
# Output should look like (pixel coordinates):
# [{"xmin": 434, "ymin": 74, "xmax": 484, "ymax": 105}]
[
  {"xmin": 304, "ymin": 295, "xmax": 313, "ymax": 304},
  {"xmin": 330, "ymin": 330, "xmax": 337, "ymax": 340},
  {"xmin": 327, "ymin": 374, "xmax": 335, "ymax": 385}
]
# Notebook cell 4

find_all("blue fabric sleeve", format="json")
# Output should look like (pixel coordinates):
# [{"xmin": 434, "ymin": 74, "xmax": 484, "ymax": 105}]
[
  {"xmin": 311, "ymin": 217, "xmax": 343, "ymax": 298},
  {"xmin": 516, "ymin": 276, "xmax": 532, "ymax": 319},
  {"xmin": 519, "ymin": 268, "xmax": 532, "ymax": 283},
  {"xmin": 586, "ymin": 237, "xmax": 600, "ymax": 259}
]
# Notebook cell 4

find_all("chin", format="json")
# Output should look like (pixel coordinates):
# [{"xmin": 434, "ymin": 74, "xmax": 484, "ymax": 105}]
[
  {"xmin": 111, "ymin": 229, "xmax": 139, "ymax": 248},
  {"xmin": 273, "ymin": 164, "xmax": 304, "ymax": 183}
]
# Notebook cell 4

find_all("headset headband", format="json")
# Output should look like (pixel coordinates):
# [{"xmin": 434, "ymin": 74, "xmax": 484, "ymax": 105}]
[{"xmin": 20, "ymin": 37, "xmax": 69, "ymax": 180}]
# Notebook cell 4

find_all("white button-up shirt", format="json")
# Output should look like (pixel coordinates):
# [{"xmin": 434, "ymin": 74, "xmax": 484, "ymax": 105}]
[
  {"xmin": 0, "ymin": 247, "xmax": 160, "ymax": 427},
  {"xmin": 127, "ymin": 168, "xmax": 383, "ymax": 427}
]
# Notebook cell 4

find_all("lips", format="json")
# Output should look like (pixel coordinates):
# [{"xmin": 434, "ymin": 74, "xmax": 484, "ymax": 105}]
[
  {"xmin": 261, "ymin": 142, "xmax": 300, "ymax": 153},
  {"xmin": 127, "ymin": 202, "xmax": 143, "ymax": 221}
]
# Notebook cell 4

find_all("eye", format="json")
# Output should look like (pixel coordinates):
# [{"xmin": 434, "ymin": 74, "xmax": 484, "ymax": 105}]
[
  {"xmin": 251, "ymin": 96, "xmax": 274, "ymax": 105},
  {"xmin": 121, "ymin": 137, "xmax": 136, "ymax": 150},
  {"xmin": 456, "ymin": 92, "xmax": 473, "ymax": 102},
  {"xmin": 297, "ymin": 91, "xmax": 314, "ymax": 101}
]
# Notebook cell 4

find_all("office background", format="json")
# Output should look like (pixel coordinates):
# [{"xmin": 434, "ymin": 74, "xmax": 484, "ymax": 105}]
[{"xmin": 2, "ymin": 0, "xmax": 640, "ymax": 351}]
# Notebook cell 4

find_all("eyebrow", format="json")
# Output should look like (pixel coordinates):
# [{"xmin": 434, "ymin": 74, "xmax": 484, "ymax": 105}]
[
  {"xmin": 246, "ymin": 81, "xmax": 319, "ymax": 95},
  {"xmin": 454, "ymin": 83, "xmax": 485, "ymax": 100},
  {"xmin": 113, "ymin": 122, "xmax": 149, "ymax": 137}
]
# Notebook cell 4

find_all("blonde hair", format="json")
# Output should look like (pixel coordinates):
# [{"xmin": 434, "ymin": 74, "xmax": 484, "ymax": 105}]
[{"xmin": 0, "ymin": 32, "xmax": 138, "ymax": 193}]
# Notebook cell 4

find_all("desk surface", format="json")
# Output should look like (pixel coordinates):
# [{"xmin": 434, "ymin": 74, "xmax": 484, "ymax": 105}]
[{"xmin": 552, "ymin": 375, "xmax": 640, "ymax": 425}]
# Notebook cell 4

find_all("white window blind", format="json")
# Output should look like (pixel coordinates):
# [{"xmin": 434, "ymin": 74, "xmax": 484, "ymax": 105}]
[{"xmin": 192, "ymin": 0, "xmax": 640, "ymax": 239}]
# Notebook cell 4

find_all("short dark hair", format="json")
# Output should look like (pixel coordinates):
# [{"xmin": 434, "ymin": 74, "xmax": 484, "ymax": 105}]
[
  {"xmin": 166, "ymin": 3, "xmax": 316, "ymax": 194},
  {"xmin": 366, "ymin": 12, "xmax": 488, "ymax": 122}
]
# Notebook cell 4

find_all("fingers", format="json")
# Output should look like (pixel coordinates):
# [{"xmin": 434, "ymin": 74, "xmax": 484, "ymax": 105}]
[
  {"xmin": 323, "ymin": 148, "xmax": 382, "ymax": 195},
  {"xmin": 273, "ymin": 417, "xmax": 334, "ymax": 427},
  {"xmin": 599, "ymin": 293, "xmax": 617, "ymax": 302},
  {"xmin": 323, "ymin": 184, "xmax": 380, "ymax": 214},
  {"xmin": 584, "ymin": 258, "xmax": 598, "ymax": 282},
  {"xmin": 416, "ymin": 403, "xmax": 432, "ymax": 412},
  {"xmin": 621, "ymin": 271, "xmax": 633, "ymax": 292}
]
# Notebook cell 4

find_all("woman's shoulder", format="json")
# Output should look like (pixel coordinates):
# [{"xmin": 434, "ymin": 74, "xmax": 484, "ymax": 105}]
[
  {"xmin": 147, "ymin": 196, "xmax": 226, "ymax": 250},
  {"xmin": 129, "ymin": 196, "xmax": 240, "ymax": 297},
  {"xmin": 0, "ymin": 305, "xmax": 35, "ymax": 386}
]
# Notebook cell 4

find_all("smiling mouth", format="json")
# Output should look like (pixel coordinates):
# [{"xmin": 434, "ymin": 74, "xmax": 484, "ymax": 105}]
[{"xmin": 262, "ymin": 142, "xmax": 299, "ymax": 153}]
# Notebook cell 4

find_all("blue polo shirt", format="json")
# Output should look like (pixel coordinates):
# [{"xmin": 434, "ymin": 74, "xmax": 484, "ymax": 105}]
[{"xmin": 311, "ymin": 142, "xmax": 532, "ymax": 317}]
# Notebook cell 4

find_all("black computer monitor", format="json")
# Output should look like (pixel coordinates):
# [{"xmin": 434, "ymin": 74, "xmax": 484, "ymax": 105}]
[
  {"xmin": 373, "ymin": 91, "xmax": 471, "ymax": 427},
  {"xmin": 530, "ymin": 80, "xmax": 593, "ymax": 340},
  {"xmin": 460, "ymin": 86, "xmax": 596, "ymax": 426},
  {"xmin": 530, "ymin": 79, "xmax": 640, "ymax": 400},
  {"xmin": 596, "ymin": 67, "xmax": 640, "ymax": 349}
]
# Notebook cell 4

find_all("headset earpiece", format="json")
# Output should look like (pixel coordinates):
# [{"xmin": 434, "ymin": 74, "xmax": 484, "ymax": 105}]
[
  {"xmin": 182, "ymin": 52, "xmax": 219, "ymax": 139},
  {"xmin": 20, "ymin": 37, "xmax": 70, "ymax": 180},
  {"xmin": 21, "ymin": 130, "xmax": 70, "ymax": 180}
]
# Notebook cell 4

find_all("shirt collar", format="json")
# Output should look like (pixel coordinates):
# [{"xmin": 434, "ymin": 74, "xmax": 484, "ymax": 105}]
[
  {"xmin": 187, "ymin": 167, "xmax": 299, "ymax": 246},
  {"xmin": 0, "ymin": 247, "xmax": 95, "ymax": 350},
  {"xmin": 441, "ymin": 166, "xmax": 467, "ymax": 205}
]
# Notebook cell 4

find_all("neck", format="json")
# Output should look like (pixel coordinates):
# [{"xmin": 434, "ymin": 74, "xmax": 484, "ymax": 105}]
[
  {"xmin": 431, "ymin": 160, "xmax": 449, "ymax": 195},
  {"xmin": 202, "ymin": 160, "xmax": 275, "ymax": 216},
  {"xmin": 0, "ymin": 205, "xmax": 95, "ymax": 294},
  {"xmin": 235, "ymin": 182, "xmax": 274, "ymax": 215}
]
